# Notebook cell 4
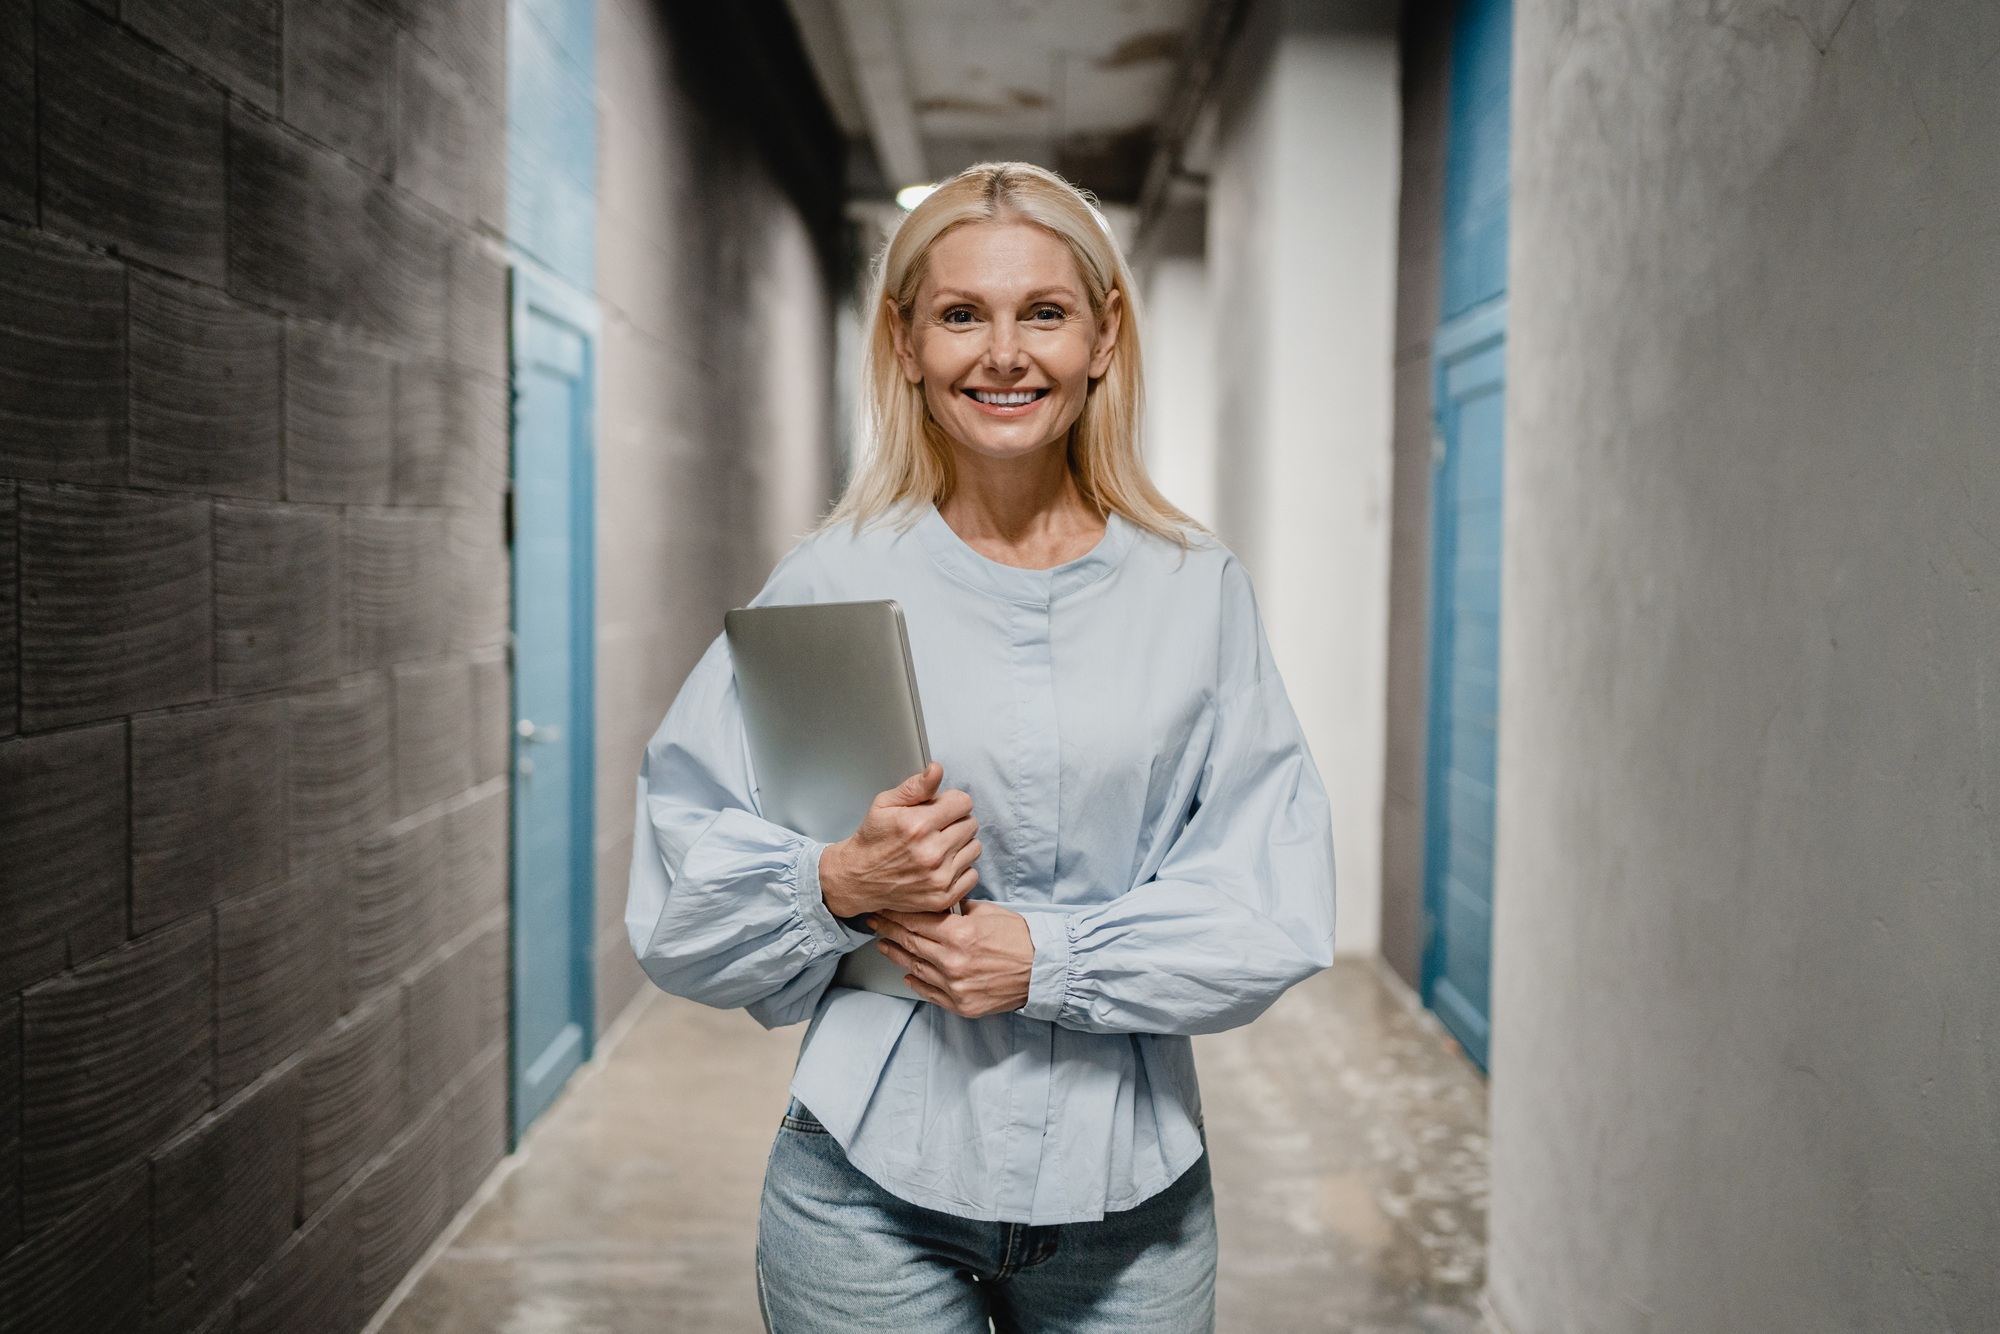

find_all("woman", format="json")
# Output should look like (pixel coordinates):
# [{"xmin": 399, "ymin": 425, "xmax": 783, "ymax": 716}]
[{"xmin": 626, "ymin": 162, "xmax": 1336, "ymax": 1332}]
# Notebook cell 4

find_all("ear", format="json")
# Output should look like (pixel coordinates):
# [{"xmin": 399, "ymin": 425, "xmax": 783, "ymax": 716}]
[
  {"xmin": 886, "ymin": 297, "xmax": 925, "ymax": 385},
  {"xmin": 1088, "ymin": 288, "xmax": 1123, "ymax": 379}
]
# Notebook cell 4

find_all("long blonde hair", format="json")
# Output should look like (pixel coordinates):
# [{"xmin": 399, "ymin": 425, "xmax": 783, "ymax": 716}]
[{"xmin": 826, "ymin": 162, "xmax": 1197, "ymax": 544}]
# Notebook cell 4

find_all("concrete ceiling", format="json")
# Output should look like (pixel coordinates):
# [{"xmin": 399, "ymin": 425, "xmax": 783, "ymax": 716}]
[{"xmin": 785, "ymin": 0, "xmax": 1207, "ymax": 203}]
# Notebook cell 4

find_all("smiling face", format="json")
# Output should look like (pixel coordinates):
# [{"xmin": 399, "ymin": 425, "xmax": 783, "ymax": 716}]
[{"xmin": 890, "ymin": 219, "xmax": 1122, "ymax": 466}]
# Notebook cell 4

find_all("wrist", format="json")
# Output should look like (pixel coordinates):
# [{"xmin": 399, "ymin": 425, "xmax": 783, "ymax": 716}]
[{"xmin": 818, "ymin": 841, "xmax": 866, "ymax": 919}]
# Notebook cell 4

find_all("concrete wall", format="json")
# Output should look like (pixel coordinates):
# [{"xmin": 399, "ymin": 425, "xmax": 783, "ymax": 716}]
[
  {"xmin": 1141, "ymin": 247, "xmax": 1220, "ymax": 530},
  {"xmin": 1207, "ymin": 0, "xmax": 1401, "ymax": 956},
  {"xmin": 593, "ymin": 0, "xmax": 843, "ymax": 1029},
  {"xmin": 1488, "ymin": 2, "xmax": 2000, "ymax": 1328},
  {"xmin": 1376, "ymin": 0, "xmax": 1453, "ymax": 989},
  {"xmin": 0, "ymin": 0, "xmax": 512, "ymax": 1327}
]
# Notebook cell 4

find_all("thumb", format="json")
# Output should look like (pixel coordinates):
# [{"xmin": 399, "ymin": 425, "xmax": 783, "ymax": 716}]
[{"xmin": 884, "ymin": 762, "xmax": 943, "ymax": 807}]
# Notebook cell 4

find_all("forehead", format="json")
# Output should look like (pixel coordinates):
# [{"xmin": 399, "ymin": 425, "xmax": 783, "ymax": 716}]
[{"xmin": 920, "ymin": 220, "xmax": 1085, "ymax": 299}]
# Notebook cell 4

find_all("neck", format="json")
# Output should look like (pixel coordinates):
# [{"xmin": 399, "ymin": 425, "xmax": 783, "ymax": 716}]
[{"xmin": 938, "ymin": 437, "xmax": 1107, "ymax": 570}]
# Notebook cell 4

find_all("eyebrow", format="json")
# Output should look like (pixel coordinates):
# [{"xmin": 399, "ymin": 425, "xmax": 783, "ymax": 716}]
[{"xmin": 929, "ymin": 286, "xmax": 1082, "ymax": 304}]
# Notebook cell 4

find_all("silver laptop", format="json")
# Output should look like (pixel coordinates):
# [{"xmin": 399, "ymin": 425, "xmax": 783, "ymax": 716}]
[{"xmin": 724, "ymin": 600, "xmax": 935, "ymax": 999}]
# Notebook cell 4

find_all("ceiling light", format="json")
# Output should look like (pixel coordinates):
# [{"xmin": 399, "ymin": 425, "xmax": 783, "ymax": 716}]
[{"xmin": 896, "ymin": 183, "xmax": 938, "ymax": 211}]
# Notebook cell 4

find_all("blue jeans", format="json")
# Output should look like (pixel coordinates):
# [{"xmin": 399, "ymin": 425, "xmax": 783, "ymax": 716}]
[{"xmin": 756, "ymin": 1101, "xmax": 1217, "ymax": 1333}]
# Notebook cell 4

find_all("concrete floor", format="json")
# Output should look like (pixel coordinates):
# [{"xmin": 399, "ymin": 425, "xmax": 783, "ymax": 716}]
[{"xmin": 376, "ymin": 960, "xmax": 1488, "ymax": 1333}]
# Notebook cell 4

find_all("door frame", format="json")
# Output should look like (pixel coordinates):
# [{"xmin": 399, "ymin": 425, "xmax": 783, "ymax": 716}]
[
  {"xmin": 507, "ymin": 255, "xmax": 600, "ymax": 1143},
  {"xmin": 1420, "ymin": 296, "xmax": 1507, "ymax": 1071}
]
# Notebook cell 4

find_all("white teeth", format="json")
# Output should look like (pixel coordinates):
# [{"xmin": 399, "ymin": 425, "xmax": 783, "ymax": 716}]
[{"xmin": 972, "ymin": 389, "xmax": 1039, "ymax": 406}]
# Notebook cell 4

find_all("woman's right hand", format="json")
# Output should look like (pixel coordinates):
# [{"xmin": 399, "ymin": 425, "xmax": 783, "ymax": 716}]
[{"xmin": 818, "ymin": 763, "xmax": 982, "ymax": 919}]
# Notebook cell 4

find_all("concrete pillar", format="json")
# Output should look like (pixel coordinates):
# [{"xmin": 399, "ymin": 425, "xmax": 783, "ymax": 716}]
[{"xmin": 1489, "ymin": 1, "xmax": 2000, "ymax": 1327}]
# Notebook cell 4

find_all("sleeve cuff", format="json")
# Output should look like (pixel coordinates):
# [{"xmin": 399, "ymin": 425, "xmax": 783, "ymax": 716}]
[
  {"xmin": 1020, "ymin": 912, "xmax": 1074, "ymax": 1022},
  {"xmin": 791, "ymin": 840, "xmax": 872, "ymax": 955}
]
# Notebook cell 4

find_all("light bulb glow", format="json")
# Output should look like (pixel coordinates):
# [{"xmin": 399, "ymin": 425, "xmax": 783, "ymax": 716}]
[{"xmin": 896, "ymin": 183, "xmax": 938, "ymax": 211}]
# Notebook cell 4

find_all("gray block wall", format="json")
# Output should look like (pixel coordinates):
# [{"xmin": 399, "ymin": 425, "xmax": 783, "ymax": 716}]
[
  {"xmin": 592, "ymin": 0, "xmax": 843, "ymax": 1033},
  {"xmin": 1490, "ymin": 1, "xmax": 2000, "ymax": 1328},
  {"xmin": 0, "ymin": 0, "xmax": 510, "ymax": 1328},
  {"xmin": 1377, "ymin": 0, "xmax": 1452, "ymax": 992}
]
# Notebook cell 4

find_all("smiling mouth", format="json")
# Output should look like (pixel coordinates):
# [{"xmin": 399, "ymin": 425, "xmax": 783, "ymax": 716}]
[{"xmin": 965, "ymin": 388, "xmax": 1049, "ymax": 407}]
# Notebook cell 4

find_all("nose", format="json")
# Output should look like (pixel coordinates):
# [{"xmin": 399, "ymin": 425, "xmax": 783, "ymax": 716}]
[{"xmin": 983, "ymin": 314, "xmax": 1027, "ymax": 375}]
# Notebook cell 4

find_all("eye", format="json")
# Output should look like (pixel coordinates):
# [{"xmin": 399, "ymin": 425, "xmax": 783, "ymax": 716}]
[
  {"xmin": 1030, "ymin": 305, "xmax": 1065, "ymax": 323},
  {"xmin": 940, "ymin": 307, "xmax": 976, "ymax": 326}
]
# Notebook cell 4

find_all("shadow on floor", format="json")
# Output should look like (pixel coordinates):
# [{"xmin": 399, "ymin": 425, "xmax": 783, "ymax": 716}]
[{"xmin": 377, "ymin": 960, "xmax": 1487, "ymax": 1333}]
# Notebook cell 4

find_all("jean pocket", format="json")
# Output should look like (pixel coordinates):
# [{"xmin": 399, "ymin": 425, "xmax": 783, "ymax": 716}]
[{"xmin": 779, "ymin": 1099, "xmax": 829, "ymax": 1135}]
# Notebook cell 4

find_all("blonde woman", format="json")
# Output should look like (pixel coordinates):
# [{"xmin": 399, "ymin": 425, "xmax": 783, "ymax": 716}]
[{"xmin": 627, "ymin": 163, "xmax": 1336, "ymax": 1332}]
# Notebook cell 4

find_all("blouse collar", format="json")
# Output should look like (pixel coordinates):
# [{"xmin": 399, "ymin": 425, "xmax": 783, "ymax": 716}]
[{"xmin": 914, "ymin": 504, "xmax": 1137, "ymax": 608}]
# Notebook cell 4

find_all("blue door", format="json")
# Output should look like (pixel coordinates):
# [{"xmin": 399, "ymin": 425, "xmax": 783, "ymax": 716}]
[
  {"xmin": 509, "ymin": 267, "xmax": 597, "ymax": 1139},
  {"xmin": 1422, "ymin": 0, "xmax": 1512, "ymax": 1070}
]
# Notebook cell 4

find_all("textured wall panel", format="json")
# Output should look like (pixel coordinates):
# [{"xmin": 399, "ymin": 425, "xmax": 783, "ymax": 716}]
[
  {"xmin": 353, "ymin": 1102, "xmax": 448, "ymax": 1316},
  {"xmin": 124, "ymin": 0, "xmax": 281, "ymax": 111},
  {"xmin": 20, "ymin": 917, "xmax": 212, "ymax": 1230},
  {"xmin": 469, "ymin": 649, "xmax": 509, "ymax": 783},
  {"xmin": 0, "ymin": 723, "xmax": 127, "ymax": 995},
  {"xmin": 216, "ymin": 502, "xmax": 343, "ymax": 694},
  {"xmin": 217, "ymin": 867, "xmax": 341, "ymax": 1098},
  {"xmin": 236, "ymin": 1181, "xmax": 359, "ymax": 1334},
  {"xmin": 0, "ymin": 486, "xmax": 15, "ymax": 736},
  {"xmin": 391, "ymin": 659, "xmax": 474, "ymax": 817},
  {"xmin": 402, "ymin": 935, "xmax": 473, "ymax": 1111},
  {"xmin": 394, "ymin": 39, "xmax": 474, "ymax": 223},
  {"xmin": 151, "ymin": 1065, "xmax": 302, "ymax": 1330},
  {"xmin": 392, "ymin": 360, "xmax": 506, "ymax": 508},
  {"xmin": 354, "ymin": 182, "xmax": 451, "ymax": 354},
  {"xmin": 284, "ymin": 322, "xmax": 393, "ymax": 505},
  {"xmin": 287, "ymin": 675, "xmax": 392, "ymax": 867},
  {"xmin": 227, "ymin": 104, "xmax": 441, "ymax": 345},
  {"xmin": 0, "ymin": 1164, "xmax": 149, "ymax": 1331},
  {"xmin": 282, "ymin": 0, "xmax": 394, "ymax": 173},
  {"xmin": 131, "ymin": 698, "xmax": 288, "ymax": 933},
  {"xmin": 228, "ymin": 105, "xmax": 361, "ymax": 319},
  {"xmin": 347, "ymin": 811, "xmax": 445, "ymax": 1003},
  {"xmin": 444, "ymin": 784, "xmax": 506, "ymax": 926},
  {"xmin": 299, "ymin": 992, "xmax": 403, "ymax": 1215},
  {"xmin": 0, "ymin": 229, "xmax": 125, "ymax": 483},
  {"xmin": 445, "ymin": 233, "xmax": 509, "ymax": 381},
  {"xmin": 395, "ymin": 0, "xmax": 504, "ymax": 101},
  {"xmin": 344, "ymin": 509, "xmax": 447, "ymax": 668},
  {"xmin": 17, "ymin": 485, "xmax": 211, "ymax": 728},
  {"xmin": 38, "ymin": 0, "xmax": 227, "ymax": 283},
  {"xmin": 0, "ymin": 994, "xmax": 17, "ymax": 1255},
  {"xmin": 446, "ymin": 500, "xmax": 510, "ymax": 654},
  {"xmin": 129, "ymin": 271, "xmax": 283, "ymax": 497},
  {"xmin": 445, "ymin": 1042, "xmax": 504, "ymax": 1218},
  {"xmin": 0, "ymin": 0, "xmax": 31, "ymax": 224}
]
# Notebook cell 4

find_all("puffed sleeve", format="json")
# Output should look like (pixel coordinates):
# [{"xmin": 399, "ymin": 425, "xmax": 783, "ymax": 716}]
[
  {"xmin": 1020, "ymin": 581, "xmax": 1337, "ymax": 1036},
  {"xmin": 624, "ymin": 550, "xmax": 873, "ymax": 1029}
]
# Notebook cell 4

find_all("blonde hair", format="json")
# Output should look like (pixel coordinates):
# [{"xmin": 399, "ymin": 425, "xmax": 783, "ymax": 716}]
[{"xmin": 826, "ymin": 162, "xmax": 1198, "ymax": 544}]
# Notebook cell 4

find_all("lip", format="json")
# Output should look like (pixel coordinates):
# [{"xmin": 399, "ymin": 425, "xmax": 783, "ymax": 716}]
[{"xmin": 961, "ymin": 386, "xmax": 1051, "ymax": 417}]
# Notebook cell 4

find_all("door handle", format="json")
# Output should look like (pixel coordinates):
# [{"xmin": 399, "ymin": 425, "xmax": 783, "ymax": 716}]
[{"xmin": 517, "ymin": 719, "xmax": 563, "ymax": 744}]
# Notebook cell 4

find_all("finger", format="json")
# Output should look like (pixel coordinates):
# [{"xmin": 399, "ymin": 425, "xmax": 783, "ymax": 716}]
[
  {"xmin": 944, "ymin": 865, "xmax": 979, "ymax": 905},
  {"xmin": 922, "ymin": 788, "xmax": 975, "ymax": 828},
  {"xmin": 873, "ymin": 919, "xmax": 942, "ymax": 967},
  {"xmin": 945, "ymin": 836, "xmax": 982, "ymax": 879},
  {"xmin": 876, "ymin": 937, "xmax": 941, "ymax": 984},
  {"xmin": 901, "ymin": 974, "xmax": 957, "ymax": 1009},
  {"xmin": 884, "ymin": 763, "xmax": 944, "ymax": 807},
  {"xmin": 874, "ymin": 909, "xmax": 954, "ymax": 942},
  {"xmin": 932, "ymin": 815, "xmax": 979, "ymax": 856}
]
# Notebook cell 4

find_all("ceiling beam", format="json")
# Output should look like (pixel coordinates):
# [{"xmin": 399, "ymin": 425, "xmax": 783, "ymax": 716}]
[
  {"xmin": 1134, "ymin": 0, "xmax": 1254, "ymax": 243},
  {"xmin": 829, "ymin": 0, "xmax": 929, "ymax": 189}
]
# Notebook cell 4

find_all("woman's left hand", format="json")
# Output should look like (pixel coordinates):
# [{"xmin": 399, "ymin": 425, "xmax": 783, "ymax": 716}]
[{"xmin": 869, "ymin": 900, "xmax": 1034, "ymax": 1018}]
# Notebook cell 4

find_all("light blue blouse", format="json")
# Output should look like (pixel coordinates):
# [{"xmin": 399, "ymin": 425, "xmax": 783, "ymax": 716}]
[{"xmin": 625, "ymin": 506, "xmax": 1337, "ymax": 1224}]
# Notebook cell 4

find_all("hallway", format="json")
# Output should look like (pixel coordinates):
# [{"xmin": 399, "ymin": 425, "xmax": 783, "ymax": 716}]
[{"xmin": 377, "ymin": 962, "xmax": 1489, "ymax": 1333}]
